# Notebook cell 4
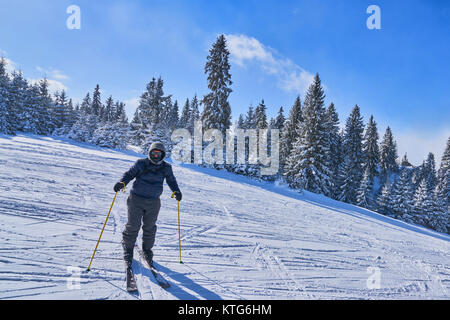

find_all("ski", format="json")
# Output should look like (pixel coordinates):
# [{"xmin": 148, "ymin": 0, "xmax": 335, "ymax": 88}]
[
  {"xmin": 136, "ymin": 248, "xmax": 171, "ymax": 289},
  {"xmin": 126, "ymin": 266, "xmax": 138, "ymax": 293}
]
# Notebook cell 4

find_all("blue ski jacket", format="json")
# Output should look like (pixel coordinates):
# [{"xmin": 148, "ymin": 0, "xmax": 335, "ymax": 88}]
[{"xmin": 120, "ymin": 158, "xmax": 180, "ymax": 200}]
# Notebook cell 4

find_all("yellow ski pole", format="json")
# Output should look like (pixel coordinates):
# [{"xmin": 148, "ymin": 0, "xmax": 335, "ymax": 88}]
[
  {"xmin": 87, "ymin": 183, "xmax": 124, "ymax": 272},
  {"xmin": 171, "ymin": 191, "xmax": 183, "ymax": 264}
]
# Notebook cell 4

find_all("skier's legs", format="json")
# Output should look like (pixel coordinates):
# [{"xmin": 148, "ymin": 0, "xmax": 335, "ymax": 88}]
[
  {"xmin": 141, "ymin": 198, "xmax": 161, "ymax": 252},
  {"xmin": 122, "ymin": 194, "xmax": 144, "ymax": 253}
]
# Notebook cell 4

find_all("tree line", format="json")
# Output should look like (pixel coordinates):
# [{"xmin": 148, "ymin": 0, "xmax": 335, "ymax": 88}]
[{"xmin": 0, "ymin": 35, "xmax": 448, "ymax": 234}]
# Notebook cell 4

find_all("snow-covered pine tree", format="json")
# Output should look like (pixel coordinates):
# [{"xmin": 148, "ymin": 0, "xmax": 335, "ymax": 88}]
[
  {"xmin": 201, "ymin": 34, "xmax": 232, "ymax": 135},
  {"xmin": 254, "ymin": 99, "xmax": 268, "ymax": 129},
  {"xmin": 103, "ymin": 96, "xmax": 115, "ymax": 123},
  {"xmin": 8, "ymin": 71, "xmax": 28, "ymax": 132},
  {"xmin": 401, "ymin": 153, "xmax": 413, "ymax": 167},
  {"xmin": 280, "ymin": 96, "xmax": 302, "ymax": 178},
  {"xmin": 53, "ymin": 90, "xmax": 68, "ymax": 130},
  {"xmin": 129, "ymin": 108, "xmax": 145, "ymax": 146},
  {"xmin": 377, "ymin": 180, "xmax": 394, "ymax": 216},
  {"xmin": 433, "ymin": 137, "xmax": 449, "ymax": 233},
  {"xmin": 114, "ymin": 101, "xmax": 128, "ymax": 123},
  {"xmin": 22, "ymin": 83, "xmax": 42, "ymax": 134},
  {"xmin": 379, "ymin": 126, "xmax": 399, "ymax": 176},
  {"xmin": 363, "ymin": 115, "xmax": 380, "ymax": 180},
  {"xmin": 130, "ymin": 77, "xmax": 171, "ymax": 151},
  {"xmin": 237, "ymin": 114, "xmax": 245, "ymax": 129},
  {"xmin": 338, "ymin": 105, "xmax": 365, "ymax": 204},
  {"xmin": 79, "ymin": 93, "xmax": 91, "ymax": 115},
  {"xmin": 0, "ymin": 57, "xmax": 13, "ymax": 134},
  {"xmin": 37, "ymin": 78, "xmax": 55, "ymax": 134},
  {"xmin": 68, "ymin": 91, "xmax": 98, "ymax": 142},
  {"xmin": 285, "ymin": 74, "xmax": 331, "ymax": 195},
  {"xmin": 91, "ymin": 84, "xmax": 103, "ymax": 117},
  {"xmin": 390, "ymin": 168, "xmax": 415, "ymax": 221},
  {"xmin": 356, "ymin": 168, "xmax": 374, "ymax": 209},
  {"xmin": 324, "ymin": 103, "xmax": 342, "ymax": 199},
  {"xmin": 179, "ymin": 98, "xmax": 191, "ymax": 129},
  {"xmin": 63, "ymin": 98, "xmax": 76, "ymax": 133},
  {"xmin": 272, "ymin": 107, "xmax": 285, "ymax": 130},
  {"xmin": 413, "ymin": 178, "xmax": 434, "ymax": 227},
  {"xmin": 243, "ymin": 104, "xmax": 255, "ymax": 130},
  {"xmin": 251, "ymin": 99, "xmax": 269, "ymax": 178},
  {"xmin": 423, "ymin": 152, "xmax": 437, "ymax": 191},
  {"xmin": 167, "ymin": 99, "xmax": 180, "ymax": 130},
  {"xmin": 187, "ymin": 95, "xmax": 200, "ymax": 134}
]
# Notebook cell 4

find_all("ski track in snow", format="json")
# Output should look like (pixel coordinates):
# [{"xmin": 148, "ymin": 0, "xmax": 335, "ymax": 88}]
[{"xmin": 0, "ymin": 134, "xmax": 449, "ymax": 300}]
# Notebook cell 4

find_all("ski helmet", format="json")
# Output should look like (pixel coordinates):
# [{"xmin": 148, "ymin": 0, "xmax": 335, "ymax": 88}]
[{"xmin": 148, "ymin": 142, "xmax": 166, "ymax": 165}]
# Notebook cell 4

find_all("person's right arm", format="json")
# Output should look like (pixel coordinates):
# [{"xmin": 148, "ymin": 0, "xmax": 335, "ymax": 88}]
[{"xmin": 114, "ymin": 160, "xmax": 144, "ymax": 192}]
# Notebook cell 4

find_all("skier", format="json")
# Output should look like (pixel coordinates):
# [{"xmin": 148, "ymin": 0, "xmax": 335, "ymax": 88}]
[{"xmin": 114, "ymin": 141, "xmax": 182, "ymax": 269}]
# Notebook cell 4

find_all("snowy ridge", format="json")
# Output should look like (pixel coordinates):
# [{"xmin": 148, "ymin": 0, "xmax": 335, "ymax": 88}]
[{"xmin": 0, "ymin": 134, "xmax": 449, "ymax": 300}]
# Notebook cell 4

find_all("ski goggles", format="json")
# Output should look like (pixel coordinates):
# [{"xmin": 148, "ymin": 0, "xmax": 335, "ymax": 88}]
[{"xmin": 150, "ymin": 149, "xmax": 163, "ymax": 158}]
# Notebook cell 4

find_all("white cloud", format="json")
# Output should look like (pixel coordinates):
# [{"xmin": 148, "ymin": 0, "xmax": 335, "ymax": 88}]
[
  {"xmin": 224, "ymin": 34, "xmax": 315, "ymax": 94},
  {"xmin": 36, "ymin": 66, "xmax": 69, "ymax": 80},
  {"xmin": 396, "ymin": 129, "xmax": 449, "ymax": 167},
  {"xmin": 29, "ymin": 78, "xmax": 68, "ymax": 94}
]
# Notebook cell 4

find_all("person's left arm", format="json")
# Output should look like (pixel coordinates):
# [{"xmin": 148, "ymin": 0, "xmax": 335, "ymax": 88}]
[{"xmin": 165, "ymin": 164, "xmax": 182, "ymax": 200}]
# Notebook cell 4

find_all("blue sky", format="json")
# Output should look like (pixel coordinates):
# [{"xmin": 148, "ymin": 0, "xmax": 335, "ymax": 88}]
[{"xmin": 0, "ymin": 0, "xmax": 449, "ymax": 165}]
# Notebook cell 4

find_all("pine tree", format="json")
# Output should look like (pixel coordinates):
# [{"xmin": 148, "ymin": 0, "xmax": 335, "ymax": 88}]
[
  {"xmin": 433, "ymin": 137, "xmax": 449, "ymax": 233},
  {"xmin": 114, "ymin": 101, "xmax": 128, "ymax": 123},
  {"xmin": 356, "ymin": 168, "xmax": 374, "ymax": 209},
  {"xmin": 37, "ymin": 78, "xmax": 55, "ymax": 134},
  {"xmin": 130, "ymin": 77, "xmax": 171, "ymax": 151},
  {"xmin": 103, "ymin": 96, "xmax": 115, "ymax": 123},
  {"xmin": 201, "ymin": 34, "xmax": 232, "ymax": 135},
  {"xmin": 423, "ymin": 152, "xmax": 437, "ymax": 190},
  {"xmin": 80, "ymin": 93, "xmax": 91, "ymax": 115},
  {"xmin": 338, "ymin": 105, "xmax": 365, "ymax": 204},
  {"xmin": 390, "ymin": 168, "xmax": 415, "ymax": 221},
  {"xmin": 377, "ymin": 180, "xmax": 393, "ymax": 216},
  {"xmin": 413, "ymin": 179, "xmax": 434, "ymax": 226},
  {"xmin": 23, "ymin": 83, "xmax": 42, "ymax": 134},
  {"xmin": 167, "ymin": 99, "xmax": 180, "ymax": 130},
  {"xmin": 8, "ymin": 71, "xmax": 28, "ymax": 132},
  {"xmin": 324, "ymin": 103, "xmax": 342, "ymax": 198},
  {"xmin": 244, "ymin": 104, "xmax": 256, "ymax": 129},
  {"xmin": 0, "ymin": 57, "xmax": 13, "ymax": 134},
  {"xmin": 179, "ymin": 98, "xmax": 191, "ymax": 129},
  {"xmin": 53, "ymin": 90, "xmax": 68, "ymax": 129},
  {"xmin": 237, "ymin": 114, "xmax": 245, "ymax": 129},
  {"xmin": 363, "ymin": 115, "xmax": 380, "ymax": 180},
  {"xmin": 188, "ymin": 94, "xmax": 200, "ymax": 134},
  {"xmin": 379, "ymin": 126, "xmax": 399, "ymax": 175},
  {"xmin": 285, "ymin": 74, "xmax": 331, "ymax": 195},
  {"xmin": 401, "ymin": 153, "xmax": 413, "ymax": 167},
  {"xmin": 254, "ymin": 99, "xmax": 268, "ymax": 129},
  {"xmin": 91, "ymin": 84, "xmax": 102, "ymax": 117},
  {"xmin": 280, "ymin": 96, "xmax": 302, "ymax": 176},
  {"xmin": 272, "ymin": 107, "xmax": 285, "ymax": 130}
]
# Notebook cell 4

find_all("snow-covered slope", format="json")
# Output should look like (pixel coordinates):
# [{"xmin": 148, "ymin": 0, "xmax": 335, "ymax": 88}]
[{"xmin": 0, "ymin": 134, "xmax": 448, "ymax": 300}]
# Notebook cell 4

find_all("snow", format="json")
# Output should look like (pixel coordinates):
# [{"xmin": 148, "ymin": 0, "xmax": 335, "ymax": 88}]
[{"xmin": 0, "ymin": 133, "xmax": 449, "ymax": 300}]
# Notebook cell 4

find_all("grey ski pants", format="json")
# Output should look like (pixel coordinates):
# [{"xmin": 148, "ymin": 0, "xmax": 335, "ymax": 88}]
[{"xmin": 122, "ymin": 193, "xmax": 161, "ymax": 252}]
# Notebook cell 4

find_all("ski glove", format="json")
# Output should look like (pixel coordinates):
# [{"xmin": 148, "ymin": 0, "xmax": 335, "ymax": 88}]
[
  {"xmin": 114, "ymin": 182, "xmax": 125, "ymax": 192},
  {"xmin": 174, "ymin": 191, "xmax": 182, "ymax": 201}
]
